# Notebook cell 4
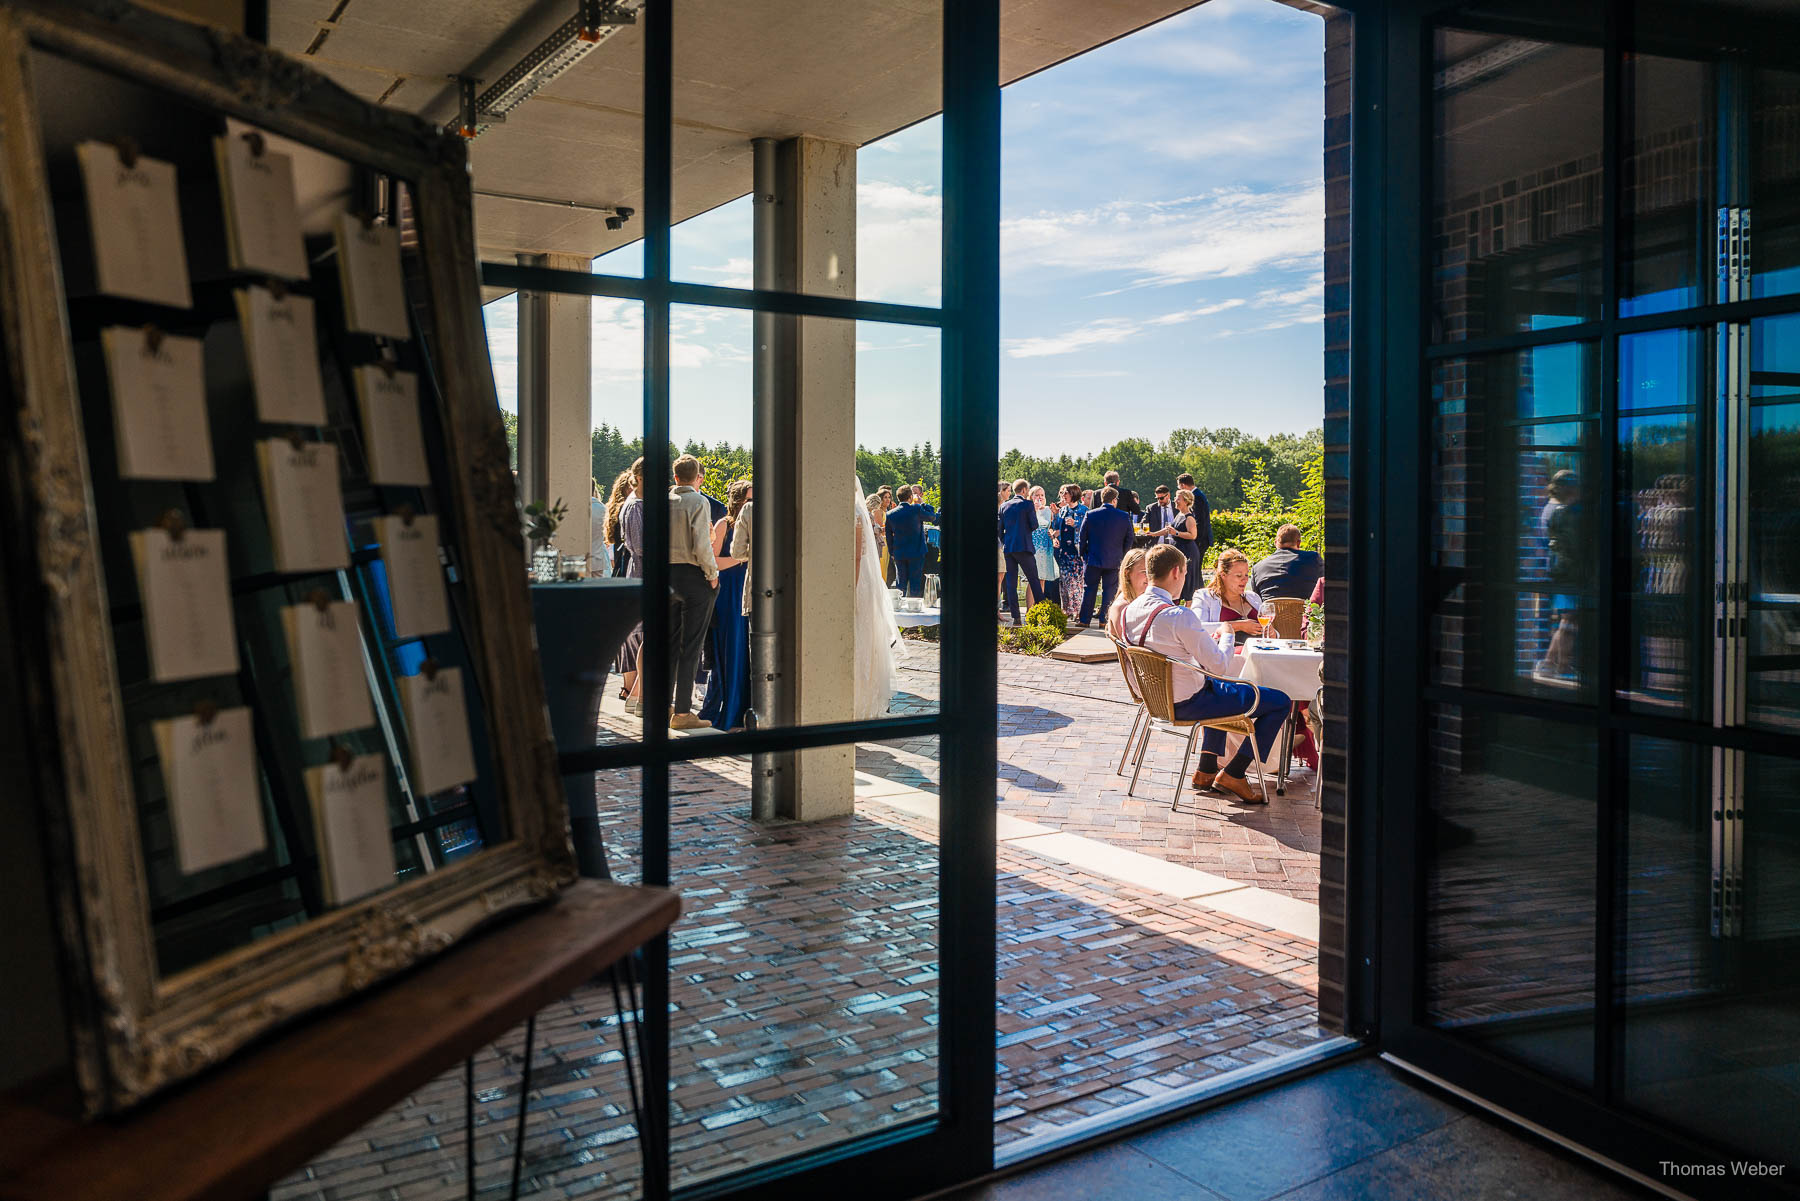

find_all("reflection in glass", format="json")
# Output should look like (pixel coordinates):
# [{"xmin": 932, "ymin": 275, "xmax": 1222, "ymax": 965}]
[
  {"xmin": 1753, "ymin": 66, "xmax": 1800, "ymax": 301},
  {"xmin": 1748, "ymin": 314, "xmax": 1800, "ymax": 731},
  {"xmin": 1432, "ymin": 21, "xmax": 1603, "ymax": 342},
  {"xmin": 1426, "ymin": 705, "xmax": 1596, "ymax": 1086},
  {"xmin": 1622, "ymin": 54, "xmax": 1711, "ymax": 317},
  {"xmin": 1620, "ymin": 740, "xmax": 1800, "ymax": 1163},
  {"xmin": 1431, "ymin": 347, "xmax": 1598, "ymax": 698},
  {"xmin": 1619, "ymin": 330, "xmax": 1704, "ymax": 716}
]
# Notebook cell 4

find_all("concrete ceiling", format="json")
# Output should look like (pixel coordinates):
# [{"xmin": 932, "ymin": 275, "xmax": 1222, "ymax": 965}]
[{"xmin": 269, "ymin": 0, "xmax": 1206, "ymax": 263}]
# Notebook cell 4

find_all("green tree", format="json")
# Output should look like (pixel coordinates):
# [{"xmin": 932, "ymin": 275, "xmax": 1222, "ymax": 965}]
[
  {"xmin": 501, "ymin": 410, "xmax": 519, "ymax": 472},
  {"xmin": 1293, "ymin": 452, "xmax": 1325, "ymax": 554}
]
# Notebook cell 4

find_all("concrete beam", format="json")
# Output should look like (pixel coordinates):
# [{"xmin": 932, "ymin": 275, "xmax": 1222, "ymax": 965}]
[{"xmin": 516, "ymin": 251, "xmax": 593, "ymax": 561}]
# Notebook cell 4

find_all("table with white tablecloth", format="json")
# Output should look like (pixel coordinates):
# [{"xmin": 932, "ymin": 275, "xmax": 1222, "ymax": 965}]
[{"xmin": 1233, "ymin": 640, "xmax": 1324, "ymax": 795}]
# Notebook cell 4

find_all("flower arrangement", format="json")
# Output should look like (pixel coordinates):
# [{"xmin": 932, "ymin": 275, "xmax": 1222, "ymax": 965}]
[{"xmin": 523, "ymin": 498, "xmax": 568, "ymax": 546}]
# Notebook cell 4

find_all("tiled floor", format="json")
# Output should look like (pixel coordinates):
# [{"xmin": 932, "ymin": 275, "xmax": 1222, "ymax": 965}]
[
  {"xmin": 274, "ymin": 648, "xmax": 1327, "ymax": 1200},
  {"xmin": 943, "ymin": 1057, "xmax": 1659, "ymax": 1201}
]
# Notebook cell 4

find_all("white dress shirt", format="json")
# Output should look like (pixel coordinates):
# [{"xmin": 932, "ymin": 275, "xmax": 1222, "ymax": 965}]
[
  {"xmin": 1194, "ymin": 588, "xmax": 1265, "ymax": 624},
  {"xmin": 668, "ymin": 484, "xmax": 719, "ymax": 580},
  {"xmin": 1119, "ymin": 585, "xmax": 1233, "ymax": 703},
  {"xmin": 1155, "ymin": 502, "xmax": 1176, "ymax": 542}
]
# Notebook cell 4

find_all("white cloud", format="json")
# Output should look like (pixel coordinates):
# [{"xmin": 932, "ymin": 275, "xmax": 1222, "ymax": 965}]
[
  {"xmin": 1002, "ymin": 183, "xmax": 1323, "ymax": 289},
  {"xmin": 857, "ymin": 179, "xmax": 942, "ymax": 304},
  {"xmin": 685, "ymin": 256, "xmax": 754, "ymax": 290},
  {"xmin": 1005, "ymin": 297, "xmax": 1246, "ymax": 359}
]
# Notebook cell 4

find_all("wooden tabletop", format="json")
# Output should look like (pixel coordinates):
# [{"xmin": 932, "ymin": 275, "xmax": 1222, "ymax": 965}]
[{"xmin": 0, "ymin": 879, "xmax": 679, "ymax": 1201}]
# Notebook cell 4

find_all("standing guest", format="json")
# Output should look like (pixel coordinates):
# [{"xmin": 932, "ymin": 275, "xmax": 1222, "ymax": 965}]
[
  {"xmin": 1104, "ymin": 470, "xmax": 1141, "ymax": 517},
  {"xmin": 1143, "ymin": 484, "xmax": 1178, "ymax": 543},
  {"xmin": 1168, "ymin": 489, "xmax": 1204, "ymax": 604},
  {"xmin": 1121, "ymin": 545, "xmax": 1290, "ymax": 804},
  {"xmin": 587, "ymin": 477, "xmax": 613, "ymax": 577},
  {"xmin": 666, "ymin": 454, "xmax": 719, "ymax": 730},
  {"xmin": 1030, "ymin": 485, "xmax": 1060, "ymax": 600},
  {"xmin": 1080, "ymin": 488, "xmax": 1096, "ymax": 510},
  {"xmin": 1104, "ymin": 547, "xmax": 1151, "ymax": 642},
  {"xmin": 1251, "ymin": 524, "xmax": 1325, "ymax": 600},
  {"xmin": 998, "ymin": 478, "xmax": 1043, "ymax": 625},
  {"xmin": 1052, "ymin": 483, "xmax": 1087, "ymax": 614},
  {"xmin": 1195, "ymin": 547, "xmax": 1265, "ymax": 646},
  {"xmin": 604, "ymin": 469, "xmax": 634, "ymax": 578},
  {"xmin": 877, "ymin": 485, "xmax": 895, "ymax": 585},
  {"xmin": 1077, "ymin": 485, "xmax": 1134, "ymax": 627},
  {"xmin": 885, "ymin": 484, "xmax": 938, "ymax": 598},
  {"xmin": 617, "ymin": 460, "xmax": 647, "ymax": 713},
  {"xmin": 699, "ymin": 480, "xmax": 752, "ymax": 731},
  {"xmin": 997, "ymin": 486, "xmax": 1009, "ymax": 609},
  {"xmin": 866, "ymin": 492, "xmax": 889, "ymax": 590},
  {"xmin": 1176, "ymin": 472, "xmax": 1212, "ymax": 562}
]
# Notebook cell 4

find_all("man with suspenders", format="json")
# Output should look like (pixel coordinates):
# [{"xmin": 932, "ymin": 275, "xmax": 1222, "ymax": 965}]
[{"xmin": 1119, "ymin": 546, "xmax": 1291, "ymax": 804}]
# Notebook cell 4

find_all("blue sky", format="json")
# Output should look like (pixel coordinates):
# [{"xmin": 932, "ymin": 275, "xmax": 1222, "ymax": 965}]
[{"xmin": 485, "ymin": 0, "xmax": 1325, "ymax": 457}]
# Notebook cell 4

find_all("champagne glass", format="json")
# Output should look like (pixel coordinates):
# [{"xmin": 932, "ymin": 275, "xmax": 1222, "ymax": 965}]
[{"xmin": 1257, "ymin": 609, "xmax": 1274, "ymax": 645}]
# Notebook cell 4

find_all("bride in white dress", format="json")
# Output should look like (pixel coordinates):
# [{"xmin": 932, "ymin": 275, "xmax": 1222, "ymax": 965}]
[{"xmin": 852, "ymin": 479, "xmax": 901, "ymax": 719}]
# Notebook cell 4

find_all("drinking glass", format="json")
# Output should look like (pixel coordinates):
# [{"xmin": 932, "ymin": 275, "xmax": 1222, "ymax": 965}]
[{"xmin": 1257, "ymin": 610, "xmax": 1275, "ymax": 645}]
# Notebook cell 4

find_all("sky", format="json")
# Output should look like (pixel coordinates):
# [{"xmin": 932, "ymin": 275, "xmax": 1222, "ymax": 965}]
[{"xmin": 484, "ymin": 0, "xmax": 1325, "ymax": 458}]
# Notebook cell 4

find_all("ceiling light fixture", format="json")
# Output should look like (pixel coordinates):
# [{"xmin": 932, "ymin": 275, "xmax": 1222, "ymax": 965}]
[{"xmin": 457, "ymin": 0, "xmax": 638, "ymax": 138}]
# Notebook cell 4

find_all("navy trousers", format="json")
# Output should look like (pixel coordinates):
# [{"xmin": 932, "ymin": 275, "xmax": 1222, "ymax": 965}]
[
  {"xmin": 1077, "ymin": 565, "xmax": 1118, "ymax": 627},
  {"xmin": 1003, "ymin": 551, "xmax": 1043, "ymax": 622},
  {"xmin": 1175, "ymin": 678, "xmax": 1291, "ymax": 778},
  {"xmin": 893, "ymin": 555, "xmax": 925, "ymax": 598}
]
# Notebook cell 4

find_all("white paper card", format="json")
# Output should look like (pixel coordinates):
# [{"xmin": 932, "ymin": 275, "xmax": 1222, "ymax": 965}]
[
  {"xmin": 129, "ymin": 527, "xmax": 239, "ymax": 682},
  {"xmin": 281, "ymin": 601, "xmax": 374, "ymax": 739},
  {"xmin": 374, "ymin": 514, "xmax": 449, "ymax": 638},
  {"xmin": 255, "ymin": 439, "xmax": 349, "ymax": 572},
  {"xmin": 305, "ymin": 753, "xmax": 395, "ymax": 905},
  {"xmin": 236, "ymin": 287, "xmax": 325, "ymax": 424},
  {"xmin": 102, "ymin": 327, "xmax": 214, "ymax": 481},
  {"xmin": 333, "ymin": 215, "xmax": 409, "ymax": 339},
  {"xmin": 75, "ymin": 141, "xmax": 191, "ymax": 308},
  {"xmin": 153, "ymin": 706, "xmax": 265, "ymax": 874},
  {"xmin": 214, "ymin": 134, "xmax": 309, "ymax": 280},
  {"xmin": 353, "ymin": 367, "xmax": 429, "ymax": 485},
  {"xmin": 399, "ymin": 667, "xmax": 477, "ymax": 797}
]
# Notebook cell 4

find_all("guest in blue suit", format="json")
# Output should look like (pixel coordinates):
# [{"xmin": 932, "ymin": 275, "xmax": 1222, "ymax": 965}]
[
  {"xmin": 884, "ymin": 485, "xmax": 937, "ymax": 597},
  {"xmin": 1077, "ymin": 486, "xmax": 1135, "ymax": 627},
  {"xmin": 998, "ymin": 478, "xmax": 1044, "ymax": 624}
]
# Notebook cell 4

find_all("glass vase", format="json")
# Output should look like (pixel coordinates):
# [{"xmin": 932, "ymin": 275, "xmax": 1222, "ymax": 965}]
[{"xmin": 530, "ymin": 546, "xmax": 560, "ymax": 583}]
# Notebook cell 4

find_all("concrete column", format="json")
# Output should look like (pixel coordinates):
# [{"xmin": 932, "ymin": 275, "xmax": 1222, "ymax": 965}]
[
  {"xmin": 516, "ymin": 251, "xmax": 593, "ymax": 560},
  {"xmin": 752, "ymin": 137, "xmax": 858, "ymax": 822}
]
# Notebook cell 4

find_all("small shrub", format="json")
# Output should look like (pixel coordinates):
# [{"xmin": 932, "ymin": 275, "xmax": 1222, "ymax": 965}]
[
  {"xmin": 998, "ymin": 608, "xmax": 1068, "ymax": 656},
  {"xmin": 1024, "ymin": 600, "xmax": 1067, "ymax": 631}
]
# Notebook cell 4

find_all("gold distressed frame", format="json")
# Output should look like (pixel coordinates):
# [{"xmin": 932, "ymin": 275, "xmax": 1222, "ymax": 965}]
[{"xmin": 0, "ymin": 0, "xmax": 573, "ymax": 1113}]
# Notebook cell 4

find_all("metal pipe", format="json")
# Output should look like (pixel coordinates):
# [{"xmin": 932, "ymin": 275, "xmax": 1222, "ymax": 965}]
[
  {"xmin": 473, "ymin": 188, "xmax": 620, "ymax": 215},
  {"xmin": 750, "ymin": 136, "xmax": 795, "ymax": 820}
]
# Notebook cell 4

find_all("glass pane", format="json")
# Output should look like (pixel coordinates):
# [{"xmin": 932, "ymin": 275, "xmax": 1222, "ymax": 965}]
[
  {"xmin": 672, "ymin": 0, "xmax": 943, "ymax": 305},
  {"xmin": 1622, "ymin": 54, "xmax": 1712, "ymax": 317},
  {"xmin": 1619, "ymin": 329, "xmax": 1706, "ymax": 716},
  {"xmin": 1619, "ymin": 739, "xmax": 1800, "ymax": 1164},
  {"xmin": 1748, "ymin": 312, "xmax": 1800, "ymax": 731},
  {"xmin": 1752, "ymin": 64, "xmax": 1800, "ymax": 301},
  {"xmin": 1431, "ymin": 346, "xmax": 1599, "ymax": 700},
  {"xmin": 655, "ymin": 306, "xmax": 941, "ymax": 735},
  {"xmin": 1431, "ymin": 14, "xmax": 1604, "ymax": 343},
  {"xmin": 646, "ymin": 740, "xmax": 941, "ymax": 1187},
  {"xmin": 1426, "ymin": 705, "xmax": 1596, "ymax": 1087},
  {"xmin": 269, "ymin": 3, "xmax": 645, "ymax": 277}
]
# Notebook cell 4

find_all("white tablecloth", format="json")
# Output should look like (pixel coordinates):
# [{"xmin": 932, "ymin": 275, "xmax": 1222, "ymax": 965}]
[
  {"xmin": 893, "ymin": 605, "xmax": 941, "ymax": 628},
  {"xmin": 1238, "ymin": 642, "xmax": 1324, "ymax": 702}
]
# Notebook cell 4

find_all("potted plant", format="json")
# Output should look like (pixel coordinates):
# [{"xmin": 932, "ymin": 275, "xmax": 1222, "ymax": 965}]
[{"xmin": 523, "ymin": 497, "xmax": 568, "ymax": 582}]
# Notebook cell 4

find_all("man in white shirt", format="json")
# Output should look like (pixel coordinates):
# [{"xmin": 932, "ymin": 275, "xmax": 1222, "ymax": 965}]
[
  {"xmin": 1118, "ymin": 545, "xmax": 1290, "ymax": 803},
  {"xmin": 667, "ymin": 454, "xmax": 719, "ymax": 730}
]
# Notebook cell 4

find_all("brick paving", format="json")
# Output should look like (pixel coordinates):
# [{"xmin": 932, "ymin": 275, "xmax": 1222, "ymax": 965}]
[{"xmin": 274, "ymin": 649, "xmax": 1324, "ymax": 1200}]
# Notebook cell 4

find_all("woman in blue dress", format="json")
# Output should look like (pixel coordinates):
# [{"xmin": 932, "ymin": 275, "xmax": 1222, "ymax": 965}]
[
  {"xmin": 1051, "ymin": 483, "xmax": 1087, "ymax": 615},
  {"xmin": 699, "ymin": 480, "xmax": 752, "ymax": 731}
]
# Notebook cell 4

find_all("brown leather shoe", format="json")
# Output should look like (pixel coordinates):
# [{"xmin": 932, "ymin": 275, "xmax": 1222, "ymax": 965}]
[
  {"xmin": 1216, "ymin": 772, "xmax": 1266, "ymax": 804},
  {"xmin": 1191, "ymin": 768, "xmax": 1217, "ymax": 792}
]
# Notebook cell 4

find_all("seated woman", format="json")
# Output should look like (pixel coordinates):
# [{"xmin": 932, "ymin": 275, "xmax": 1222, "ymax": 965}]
[
  {"xmin": 1193, "ymin": 547, "xmax": 1264, "ymax": 645},
  {"xmin": 1105, "ymin": 547, "xmax": 1150, "ymax": 643}
]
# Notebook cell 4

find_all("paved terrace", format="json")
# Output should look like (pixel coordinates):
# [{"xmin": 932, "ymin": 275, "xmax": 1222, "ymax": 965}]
[{"xmin": 275, "ymin": 646, "xmax": 1326, "ymax": 1201}]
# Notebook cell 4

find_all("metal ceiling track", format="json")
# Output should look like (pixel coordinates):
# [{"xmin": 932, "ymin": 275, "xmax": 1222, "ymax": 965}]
[{"xmin": 456, "ymin": 0, "xmax": 638, "ymax": 138}]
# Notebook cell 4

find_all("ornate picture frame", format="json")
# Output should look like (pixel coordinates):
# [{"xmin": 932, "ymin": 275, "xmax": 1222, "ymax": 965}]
[{"xmin": 0, "ymin": 0, "xmax": 573, "ymax": 1113}]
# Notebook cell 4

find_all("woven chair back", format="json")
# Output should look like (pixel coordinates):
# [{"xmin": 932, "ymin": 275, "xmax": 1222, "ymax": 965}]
[
  {"xmin": 1123, "ymin": 646, "xmax": 1180, "ymax": 721},
  {"xmin": 1266, "ymin": 596, "xmax": 1307, "ymax": 639},
  {"xmin": 1110, "ymin": 637, "xmax": 1143, "ymax": 703}
]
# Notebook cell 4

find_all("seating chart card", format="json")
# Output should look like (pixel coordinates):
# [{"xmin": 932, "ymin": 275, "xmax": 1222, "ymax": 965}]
[
  {"xmin": 213, "ymin": 133, "xmax": 309, "ymax": 280},
  {"xmin": 353, "ymin": 366, "xmax": 430, "ymax": 485},
  {"xmin": 374, "ymin": 513, "xmax": 450, "ymax": 637},
  {"xmin": 333, "ymin": 214, "xmax": 409, "ymax": 339},
  {"xmin": 398, "ymin": 666, "xmax": 477, "ymax": 798},
  {"xmin": 281, "ymin": 599, "xmax": 374, "ymax": 740},
  {"xmin": 255, "ymin": 438, "xmax": 349, "ymax": 572},
  {"xmin": 102, "ymin": 326, "xmax": 214, "ymax": 481},
  {"xmin": 153, "ymin": 706, "xmax": 265, "ymax": 874},
  {"xmin": 129, "ymin": 526, "xmax": 239, "ymax": 682},
  {"xmin": 305, "ymin": 752, "xmax": 396, "ymax": 905},
  {"xmin": 235, "ymin": 286, "xmax": 326, "ymax": 425},
  {"xmin": 74, "ymin": 140, "xmax": 191, "ymax": 308}
]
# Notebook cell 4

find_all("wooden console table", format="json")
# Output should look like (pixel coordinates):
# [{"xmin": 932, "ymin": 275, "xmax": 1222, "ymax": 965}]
[{"xmin": 0, "ymin": 879, "xmax": 679, "ymax": 1201}]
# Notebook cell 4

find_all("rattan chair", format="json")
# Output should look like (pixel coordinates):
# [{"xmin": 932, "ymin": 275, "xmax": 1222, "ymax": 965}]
[
  {"xmin": 1109, "ymin": 633, "xmax": 1149, "ymax": 775},
  {"xmin": 1265, "ymin": 596, "xmax": 1307, "ymax": 639},
  {"xmin": 1121, "ymin": 644, "xmax": 1271, "ymax": 807}
]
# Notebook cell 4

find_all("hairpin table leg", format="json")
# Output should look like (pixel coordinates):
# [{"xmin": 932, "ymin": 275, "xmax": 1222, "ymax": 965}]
[{"xmin": 507, "ymin": 1014, "xmax": 537, "ymax": 1200}]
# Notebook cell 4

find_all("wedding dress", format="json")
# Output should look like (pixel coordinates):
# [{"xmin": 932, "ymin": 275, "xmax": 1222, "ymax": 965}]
[{"xmin": 852, "ymin": 479, "xmax": 902, "ymax": 719}]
